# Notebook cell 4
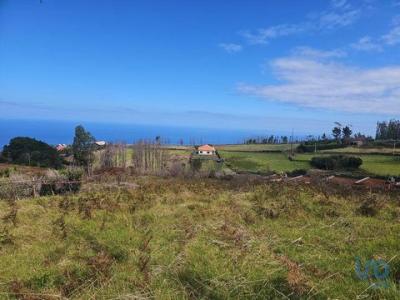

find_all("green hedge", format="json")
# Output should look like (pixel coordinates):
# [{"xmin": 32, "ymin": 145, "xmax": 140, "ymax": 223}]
[
  {"xmin": 310, "ymin": 155, "xmax": 362, "ymax": 170},
  {"xmin": 296, "ymin": 143, "xmax": 346, "ymax": 153}
]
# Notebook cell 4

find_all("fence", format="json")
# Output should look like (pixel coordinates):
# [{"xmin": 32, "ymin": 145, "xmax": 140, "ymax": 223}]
[{"xmin": 0, "ymin": 178, "xmax": 82, "ymax": 200}]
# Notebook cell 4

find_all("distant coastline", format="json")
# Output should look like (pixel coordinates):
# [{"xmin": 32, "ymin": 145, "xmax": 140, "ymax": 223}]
[{"xmin": 0, "ymin": 119, "xmax": 284, "ymax": 147}]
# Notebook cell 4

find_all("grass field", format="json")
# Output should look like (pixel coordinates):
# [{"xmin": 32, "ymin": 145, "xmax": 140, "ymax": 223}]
[
  {"xmin": 217, "ymin": 144, "xmax": 298, "ymax": 152},
  {"xmin": 97, "ymin": 144, "xmax": 400, "ymax": 177},
  {"xmin": 0, "ymin": 177, "xmax": 399, "ymax": 299},
  {"xmin": 221, "ymin": 151, "xmax": 400, "ymax": 176},
  {"xmin": 322, "ymin": 146, "xmax": 400, "ymax": 155},
  {"xmin": 221, "ymin": 151, "xmax": 309, "ymax": 173}
]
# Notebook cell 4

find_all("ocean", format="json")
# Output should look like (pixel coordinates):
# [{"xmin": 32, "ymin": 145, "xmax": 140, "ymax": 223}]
[{"xmin": 0, "ymin": 119, "xmax": 271, "ymax": 147}]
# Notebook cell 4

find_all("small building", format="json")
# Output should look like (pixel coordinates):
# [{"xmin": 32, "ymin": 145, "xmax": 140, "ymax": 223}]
[
  {"xmin": 56, "ymin": 144, "xmax": 67, "ymax": 151},
  {"xmin": 351, "ymin": 139, "xmax": 365, "ymax": 147},
  {"xmin": 95, "ymin": 141, "xmax": 106, "ymax": 146},
  {"xmin": 196, "ymin": 144, "xmax": 216, "ymax": 155}
]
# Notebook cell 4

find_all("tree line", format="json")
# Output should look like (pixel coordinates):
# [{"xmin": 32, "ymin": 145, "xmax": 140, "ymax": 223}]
[
  {"xmin": 244, "ymin": 135, "xmax": 290, "ymax": 145},
  {"xmin": 376, "ymin": 120, "xmax": 400, "ymax": 140},
  {"xmin": 0, "ymin": 125, "xmax": 98, "ymax": 170},
  {"xmin": 0, "ymin": 125, "xmax": 170, "ymax": 175}
]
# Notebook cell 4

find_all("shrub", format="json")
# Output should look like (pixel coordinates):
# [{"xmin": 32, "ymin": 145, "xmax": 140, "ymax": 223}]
[
  {"xmin": 40, "ymin": 170, "xmax": 67, "ymax": 196},
  {"xmin": 287, "ymin": 169, "xmax": 307, "ymax": 177},
  {"xmin": 296, "ymin": 143, "xmax": 345, "ymax": 153},
  {"xmin": 60, "ymin": 167, "xmax": 84, "ymax": 192},
  {"xmin": 40, "ymin": 168, "xmax": 83, "ymax": 195},
  {"xmin": 190, "ymin": 159, "xmax": 202, "ymax": 173},
  {"xmin": 357, "ymin": 195, "xmax": 378, "ymax": 217},
  {"xmin": 0, "ymin": 168, "xmax": 11, "ymax": 178},
  {"xmin": 310, "ymin": 155, "xmax": 362, "ymax": 170},
  {"xmin": 1, "ymin": 137, "xmax": 63, "ymax": 168}
]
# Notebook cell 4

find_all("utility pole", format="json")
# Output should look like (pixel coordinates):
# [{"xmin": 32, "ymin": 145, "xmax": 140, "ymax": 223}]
[{"xmin": 290, "ymin": 129, "xmax": 294, "ymax": 156}]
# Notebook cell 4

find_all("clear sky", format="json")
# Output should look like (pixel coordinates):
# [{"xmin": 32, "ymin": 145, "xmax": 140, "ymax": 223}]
[{"xmin": 1, "ymin": 0, "xmax": 400, "ymax": 136}]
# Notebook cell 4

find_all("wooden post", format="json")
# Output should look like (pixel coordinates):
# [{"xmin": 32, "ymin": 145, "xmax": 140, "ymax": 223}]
[
  {"xmin": 355, "ymin": 177, "xmax": 370, "ymax": 184},
  {"xmin": 32, "ymin": 179, "xmax": 38, "ymax": 197}
]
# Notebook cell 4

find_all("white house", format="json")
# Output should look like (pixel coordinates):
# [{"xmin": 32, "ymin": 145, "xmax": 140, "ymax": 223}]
[
  {"xmin": 56, "ymin": 144, "xmax": 67, "ymax": 151},
  {"xmin": 196, "ymin": 144, "xmax": 216, "ymax": 155}
]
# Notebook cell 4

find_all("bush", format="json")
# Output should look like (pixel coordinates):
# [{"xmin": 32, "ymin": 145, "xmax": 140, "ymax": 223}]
[
  {"xmin": 357, "ymin": 195, "xmax": 378, "ymax": 217},
  {"xmin": 190, "ymin": 159, "xmax": 202, "ymax": 173},
  {"xmin": 0, "ymin": 168, "xmax": 12, "ymax": 178},
  {"xmin": 296, "ymin": 143, "xmax": 346, "ymax": 153},
  {"xmin": 287, "ymin": 169, "xmax": 307, "ymax": 177},
  {"xmin": 1, "ymin": 137, "xmax": 63, "ymax": 168},
  {"xmin": 310, "ymin": 155, "xmax": 362, "ymax": 170}
]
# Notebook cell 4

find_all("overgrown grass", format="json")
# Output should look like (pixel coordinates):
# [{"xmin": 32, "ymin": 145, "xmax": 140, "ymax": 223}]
[{"xmin": 0, "ymin": 177, "xmax": 399, "ymax": 299}]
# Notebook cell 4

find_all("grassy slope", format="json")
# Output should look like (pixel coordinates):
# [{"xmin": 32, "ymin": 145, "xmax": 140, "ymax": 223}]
[
  {"xmin": 221, "ymin": 151, "xmax": 400, "ymax": 176},
  {"xmin": 0, "ymin": 178, "xmax": 399, "ymax": 299}
]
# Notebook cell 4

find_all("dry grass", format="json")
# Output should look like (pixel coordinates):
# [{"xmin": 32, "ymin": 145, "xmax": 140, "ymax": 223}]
[{"xmin": 0, "ymin": 176, "xmax": 399, "ymax": 299}]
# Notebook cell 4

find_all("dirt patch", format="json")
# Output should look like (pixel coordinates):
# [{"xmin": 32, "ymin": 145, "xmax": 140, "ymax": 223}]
[
  {"xmin": 275, "ymin": 255, "xmax": 309, "ymax": 295},
  {"xmin": 0, "ymin": 163, "xmax": 48, "ymax": 177}
]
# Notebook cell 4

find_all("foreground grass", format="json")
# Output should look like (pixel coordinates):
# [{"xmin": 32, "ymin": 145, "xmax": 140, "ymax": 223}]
[
  {"xmin": 0, "ymin": 177, "xmax": 399, "ymax": 299},
  {"xmin": 222, "ymin": 151, "xmax": 400, "ymax": 176}
]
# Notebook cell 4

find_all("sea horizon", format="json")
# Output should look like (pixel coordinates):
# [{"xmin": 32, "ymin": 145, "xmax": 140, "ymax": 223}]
[{"xmin": 0, "ymin": 118, "xmax": 302, "ymax": 148}]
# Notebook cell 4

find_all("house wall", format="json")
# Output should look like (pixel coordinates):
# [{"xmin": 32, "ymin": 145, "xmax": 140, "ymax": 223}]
[{"xmin": 198, "ymin": 150, "xmax": 215, "ymax": 155}]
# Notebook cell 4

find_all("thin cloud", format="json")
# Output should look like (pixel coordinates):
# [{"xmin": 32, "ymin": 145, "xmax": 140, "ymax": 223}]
[
  {"xmin": 317, "ymin": 8, "xmax": 360, "ymax": 30},
  {"xmin": 331, "ymin": 0, "xmax": 350, "ymax": 9},
  {"xmin": 239, "ymin": 24, "xmax": 307, "ymax": 45},
  {"xmin": 382, "ymin": 25, "xmax": 400, "ymax": 45},
  {"xmin": 238, "ymin": 56, "xmax": 400, "ymax": 114},
  {"xmin": 351, "ymin": 15, "xmax": 400, "ymax": 50},
  {"xmin": 351, "ymin": 36, "xmax": 383, "ymax": 51},
  {"xmin": 240, "ymin": 1, "xmax": 362, "ymax": 45},
  {"xmin": 0, "ymin": 100, "xmax": 54, "ymax": 111},
  {"xmin": 218, "ymin": 43, "xmax": 243, "ymax": 53},
  {"xmin": 292, "ymin": 46, "xmax": 347, "ymax": 59}
]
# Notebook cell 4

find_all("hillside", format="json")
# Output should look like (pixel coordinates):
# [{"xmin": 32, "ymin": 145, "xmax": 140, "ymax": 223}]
[{"xmin": 0, "ymin": 176, "xmax": 399, "ymax": 299}]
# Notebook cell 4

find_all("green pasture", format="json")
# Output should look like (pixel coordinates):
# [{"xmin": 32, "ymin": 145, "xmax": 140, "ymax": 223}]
[{"xmin": 221, "ymin": 151, "xmax": 400, "ymax": 176}]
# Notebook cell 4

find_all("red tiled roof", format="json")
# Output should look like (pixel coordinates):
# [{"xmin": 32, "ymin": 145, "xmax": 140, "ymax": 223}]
[{"xmin": 198, "ymin": 144, "xmax": 215, "ymax": 151}]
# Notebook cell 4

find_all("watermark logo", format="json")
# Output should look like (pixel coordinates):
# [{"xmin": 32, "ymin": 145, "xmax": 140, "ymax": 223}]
[{"xmin": 355, "ymin": 257, "xmax": 390, "ymax": 288}]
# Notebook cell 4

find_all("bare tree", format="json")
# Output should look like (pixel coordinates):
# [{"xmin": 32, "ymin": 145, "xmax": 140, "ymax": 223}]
[
  {"xmin": 115, "ymin": 142, "xmax": 127, "ymax": 168},
  {"xmin": 132, "ymin": 140, "xmax": 168, "ymax": 174},
  {"xmin": 99, "ymin": 142, "xmax": 128, "ymax": 169},
  {"xmin": 100, "ymin": 143, "xmax": 116, "ymax": 168}
]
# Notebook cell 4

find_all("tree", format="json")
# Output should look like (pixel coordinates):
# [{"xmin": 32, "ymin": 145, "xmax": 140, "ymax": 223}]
[
  {"xmin": 342, "ymin": 125, "xmax": 352, "ymax": 144},
  {"xmin": 376, "ymin": 119, "xmax": 400, "ymax": 140},
  {"xmin": 133, "ymin": 140, "xmax": 168, "ymax": 174},
  {"xmin": 72, "ymin": 125, "xmax": 95, "ymax": 171},
  {"xmin": 1, "ymin": 137, "xmax": 63, "ymax": 168},
  {"xmin": 332, "ymin": 126, "xmax": 342, "ymax": 142}
]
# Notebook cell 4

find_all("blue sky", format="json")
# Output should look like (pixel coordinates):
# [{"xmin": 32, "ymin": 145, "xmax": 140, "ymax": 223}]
[{"xmin": 1, "ymin": 0, "xmax": 400, "ymax": 136}]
